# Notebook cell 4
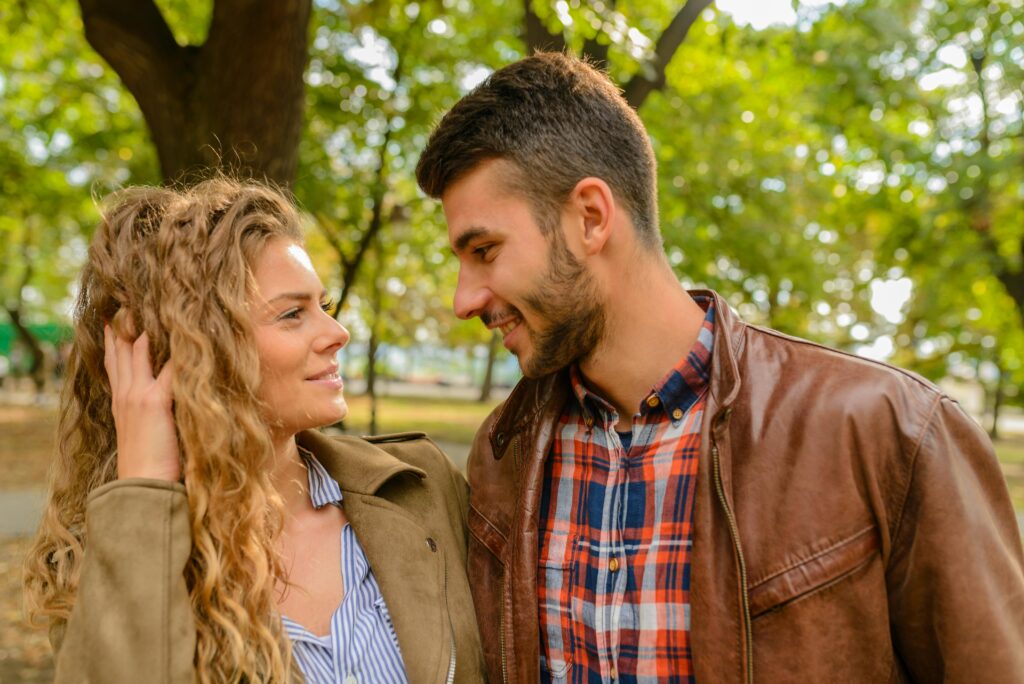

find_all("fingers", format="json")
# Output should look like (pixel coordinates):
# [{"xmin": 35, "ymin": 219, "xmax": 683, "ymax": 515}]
[
  {"xmin": 105, "ymin": 321, "xmax": 171, "ymax": 402},
  {"xmin": 115, "ymin": 330, "xmax": 133, "ymax": 396},
  {"xmin": 132, "ymin": 332, "xmax": 154, "ymax": 386},
  {"xmin": 103, "ymin": 325, "xmax": 118, "ymax": 392},
  {"xmin": 155, "ymin": 356, "xmax": 175, "ymax": 396}
]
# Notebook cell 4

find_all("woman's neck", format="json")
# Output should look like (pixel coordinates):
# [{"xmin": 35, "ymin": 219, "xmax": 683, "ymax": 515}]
[{"xmin": 269, "ymin": 435, "xmax": 315, "ymax": 517}]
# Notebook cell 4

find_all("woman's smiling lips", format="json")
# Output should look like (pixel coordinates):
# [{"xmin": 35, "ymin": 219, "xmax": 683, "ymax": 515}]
[{"xmin": 306, "ymin": 366, "xmax": 344, "ymax": 390}]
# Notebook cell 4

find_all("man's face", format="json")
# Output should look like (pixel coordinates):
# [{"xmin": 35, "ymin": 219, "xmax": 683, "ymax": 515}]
[{"xmin": 442, "ymin": 160, "xmax": 605, "ymax": 377}]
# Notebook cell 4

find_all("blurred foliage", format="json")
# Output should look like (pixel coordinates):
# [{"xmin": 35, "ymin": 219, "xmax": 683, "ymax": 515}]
[
  {"xmin": 0, "ymin": 0, "xmax": 158, "ymax": 323},
  {"xmin": 1, "ymin": 0, "xmax": 1022, "ymax": 407}
]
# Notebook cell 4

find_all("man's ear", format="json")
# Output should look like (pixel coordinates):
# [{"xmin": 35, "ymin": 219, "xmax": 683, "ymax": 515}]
[{"xmin": 568, "ymin": 177, "xmax": 615, "ymax": 256}]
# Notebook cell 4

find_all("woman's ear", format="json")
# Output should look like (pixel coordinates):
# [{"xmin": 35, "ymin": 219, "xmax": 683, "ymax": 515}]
[{"xmin": 568, "ymin": 177, "xmax": 615, "ymax": 256}]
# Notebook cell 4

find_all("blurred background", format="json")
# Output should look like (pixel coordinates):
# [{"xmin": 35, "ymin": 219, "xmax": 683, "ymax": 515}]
[{"xmin": 1, "ymin": 0, "xmax": 1022, "ymax": 679}]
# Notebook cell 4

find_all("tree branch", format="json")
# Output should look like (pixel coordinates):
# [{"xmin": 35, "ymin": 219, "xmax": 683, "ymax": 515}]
[
  {"xmin": 582, "ymin": 35, "xmax": 610, "ymax": 67},
  {"xmin": 78, "ymin": 0, "xmax": 186, "ymax": 102},
  {"xmin": 623, "ymin": 0, "xmax": 712, "ymax": 108},
  {"xmin": 78, "ymin": 0, "xmax": 192, "ymax": 180},
  {"xmin": 200, "ymin": 0, "xmax": 312, "ymax": 183},
  {"xmin": 325, "ymin": 39, "xmax": 411, "ymax": 316},
  {"xmin": 582, "ymin": 0, "xmax": 616, "ymax": 67},
  {"xmin": 524, "ymin": 0, "xmax": 566, "ymax": 53}
]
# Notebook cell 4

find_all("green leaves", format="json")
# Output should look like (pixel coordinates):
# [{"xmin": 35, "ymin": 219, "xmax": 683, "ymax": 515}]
[{"xmin": 7, "ymin": 0, "xmax": 1023, "ymax": 404}]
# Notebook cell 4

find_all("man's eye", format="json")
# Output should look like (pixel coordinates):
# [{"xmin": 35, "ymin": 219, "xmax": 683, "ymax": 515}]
[{"xmin": 474, "ymin": 245, "xmax": 493, "ymax": 260}]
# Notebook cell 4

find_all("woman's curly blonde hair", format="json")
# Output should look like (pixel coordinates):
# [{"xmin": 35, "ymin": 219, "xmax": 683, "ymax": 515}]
[{"xmin": 24, "ymin": 177, "xmax": 306, "ymax": 682}]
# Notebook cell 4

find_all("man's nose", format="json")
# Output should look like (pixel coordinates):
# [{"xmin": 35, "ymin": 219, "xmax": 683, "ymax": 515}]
[{"xmin": 453, "ymin": 269, "xmax": 490, "ymax": 320}]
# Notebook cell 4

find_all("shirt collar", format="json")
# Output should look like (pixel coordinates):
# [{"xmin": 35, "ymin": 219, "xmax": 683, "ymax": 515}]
[
  {"xmin": 570, "ymin": 295, "xmax": 715, "ymax": 425},
  {"xmin": 298, "ymin": 445, "xmax": 344, "ymax": 509}
]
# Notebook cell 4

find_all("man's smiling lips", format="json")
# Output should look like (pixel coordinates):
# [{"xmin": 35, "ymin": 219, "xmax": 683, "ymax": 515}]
[{"xmin": 486, "ymin": 314, "xmax": 522, "ymax": 337}]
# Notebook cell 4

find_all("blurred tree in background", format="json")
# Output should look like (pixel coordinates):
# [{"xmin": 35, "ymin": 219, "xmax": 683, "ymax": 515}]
[{"xmin": 1, "ymin": 0, "xmax": 1021, "ymax": 421}]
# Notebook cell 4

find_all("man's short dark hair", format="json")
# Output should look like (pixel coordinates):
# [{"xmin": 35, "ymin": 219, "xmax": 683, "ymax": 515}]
[{"xmin": 416, "ymin": 52, "xmax": 660, "ymax": 248}]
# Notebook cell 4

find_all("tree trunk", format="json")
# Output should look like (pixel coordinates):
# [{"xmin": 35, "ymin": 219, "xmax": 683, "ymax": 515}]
[
  {"xmin": 968, "ymin": 48, "xmax": 1024, "ymax": 338},
  {"xmin": 4, "ymin": 306, "xmax": 46, "ymax": 394},
  {"xmin": 78, "ymin": 0, "xmax": 312, "ymax": 185},
  {"xmin": 366, "ymin": 236, "xmax": 384, "ymax": 435},
  {"xmin": 5, "ymin": 230, "xmax": 46, "ymax": 394},
  {"xmin": 478, "ymin": 331, "xmax": 500, "ymax": 402},
  {"xmin": 990, "ymin": 365, "xmax": 1004, "ymax": 440},
  {"xmin": 367, "ymin": 324, "xmax": 379, "ymax": 436},
  {"xmin": 523, "ymin": 0, "xmax": 566, "ymax": 53}
]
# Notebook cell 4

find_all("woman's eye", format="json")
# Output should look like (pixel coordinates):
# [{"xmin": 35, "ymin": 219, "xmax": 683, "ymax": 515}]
[
  {"xmin": 320, "ymin": 298, "xmax": 335, "ymax": 313},
  {"xmin": 280, "ymin": 308, "xmax": 302, "ymax": 320}
]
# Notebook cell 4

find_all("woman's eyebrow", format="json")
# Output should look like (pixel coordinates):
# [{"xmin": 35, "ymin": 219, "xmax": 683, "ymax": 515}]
[{"xmin": 266, "ymin": 290, "xmax": 328, "ymax": 304}]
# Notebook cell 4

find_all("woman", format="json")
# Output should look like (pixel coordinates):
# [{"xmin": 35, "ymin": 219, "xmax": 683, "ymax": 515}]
[{"xmin": 23, "ymin": 178, "xmax": 484, "ymax": 683}]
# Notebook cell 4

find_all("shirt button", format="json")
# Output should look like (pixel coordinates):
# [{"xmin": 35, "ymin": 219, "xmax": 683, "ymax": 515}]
[
  {"xmin": 608, "ymin": 557, "xmax": 619, "ymax": 572},
  {"xmin": 610, "ymin": 666, "xmax": 618, "ymax": 680},
  {"xmin": 646, "ymin": 395, "xmax": 660, "ymax": 408},
  {"xmin": 672, "ymin": 408, "xmax": 683, "ymax": 420},
  {"xmin": 344, "ymin": 676, "xmax": 357, "ymax": 684}
]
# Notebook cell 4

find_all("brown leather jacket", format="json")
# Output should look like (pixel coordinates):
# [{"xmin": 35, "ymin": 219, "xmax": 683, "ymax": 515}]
[{"xmin": 466, "ymin": 290, "xmax": 1024, "ymax": 683}]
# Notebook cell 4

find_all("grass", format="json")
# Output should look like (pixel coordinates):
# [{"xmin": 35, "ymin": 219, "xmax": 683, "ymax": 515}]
[
  {"xmin": 341, "ymin": 393, "xmax": 501, "ymax": 444},
  {"xmin": 3, "ymin": 400, "xmax": 1023, "ymax": 508},
  {"xmin": 0, "ymin": 394, "xmax": 502, "ymax": 490},
  {"xmin": 995, "ymin": 436, "xmax": 1024, "ymax": 513}
]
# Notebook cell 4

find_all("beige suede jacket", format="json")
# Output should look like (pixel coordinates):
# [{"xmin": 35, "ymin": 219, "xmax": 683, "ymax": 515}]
[
  {"xmin": 51, "ymin": 430, "xmax": 485, "ymax": 683},
  {"xmin": 465, "ymin": 290, "xmax": 1024, "ymax": 683}
]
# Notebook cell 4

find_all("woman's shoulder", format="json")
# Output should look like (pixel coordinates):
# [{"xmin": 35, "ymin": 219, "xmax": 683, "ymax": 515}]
[
  {"xmin": 360, "ymin": 432, "xmax": 460, "ymax": 479},
  {"xmin": 297, "ymin": 429, "xmax": 464, "ymax": 496}
]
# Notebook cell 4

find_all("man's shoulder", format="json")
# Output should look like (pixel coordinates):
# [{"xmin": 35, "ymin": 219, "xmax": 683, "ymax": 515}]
[{"xmin": 740, "ymin": 321, "xmax": 944, "ymax": 401}]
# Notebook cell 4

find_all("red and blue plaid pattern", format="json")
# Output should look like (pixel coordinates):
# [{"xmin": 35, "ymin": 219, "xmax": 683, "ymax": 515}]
[{"xmin": 538, "ymin": 297, "xmax": 715, "ymax": 683}]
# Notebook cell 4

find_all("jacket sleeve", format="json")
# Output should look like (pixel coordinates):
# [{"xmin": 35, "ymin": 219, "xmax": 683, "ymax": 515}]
[
  {"xmin": 52, "ymin": 478, "xmax": 196, "ymax": 684},
  {"xmin": 887, "ymin": 396, "xmax": 1024, "ymax": 681}
]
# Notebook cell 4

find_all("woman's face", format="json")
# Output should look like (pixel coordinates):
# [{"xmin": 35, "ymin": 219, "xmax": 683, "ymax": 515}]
[{"xmin": 250, "ymin": 238, "xmax": 350, "ymax": 437}]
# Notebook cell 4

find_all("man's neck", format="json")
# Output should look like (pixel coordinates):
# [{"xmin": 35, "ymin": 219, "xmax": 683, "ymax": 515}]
[{"xmin": 577, "ymin": 265, "xmax": 706, "ymax": 423}]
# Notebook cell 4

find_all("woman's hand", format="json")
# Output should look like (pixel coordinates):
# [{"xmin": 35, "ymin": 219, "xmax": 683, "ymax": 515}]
[{"xmin": 103, "ymin": 325, "xmax": 181, "ymax": 481}]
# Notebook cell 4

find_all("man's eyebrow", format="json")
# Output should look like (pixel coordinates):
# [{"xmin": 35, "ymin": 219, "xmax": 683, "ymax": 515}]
[{"xmin": 452, "ymin": 227, "xmax": 491, "ymax": 254}]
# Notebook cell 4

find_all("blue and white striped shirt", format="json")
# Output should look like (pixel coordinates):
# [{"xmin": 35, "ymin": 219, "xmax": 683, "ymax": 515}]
[{"xmin": 281, "ymin": 449, "xmax": 409, "ymax": 684}]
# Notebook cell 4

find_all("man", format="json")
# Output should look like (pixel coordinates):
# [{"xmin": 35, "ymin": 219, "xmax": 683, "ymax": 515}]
[{"xmin": 416, "ymin": 52, "xmax": 1024, "ymax": 683}]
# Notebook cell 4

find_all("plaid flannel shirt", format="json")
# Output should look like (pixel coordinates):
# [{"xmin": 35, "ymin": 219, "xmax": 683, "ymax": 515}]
[{"xmin": 538, "ymin": 297, "xmax": 715, "ymax": 683}]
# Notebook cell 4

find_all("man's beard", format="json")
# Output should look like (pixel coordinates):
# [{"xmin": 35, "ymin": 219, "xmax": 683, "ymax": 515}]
[{"xmin": 516, "ymin": 239, "xmax": 605, "ymax": 378}]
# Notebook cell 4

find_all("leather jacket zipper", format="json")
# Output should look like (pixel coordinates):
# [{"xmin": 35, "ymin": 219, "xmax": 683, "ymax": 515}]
[
  {"xmin": 499, "ymin": 569, "xmax": 509, "ymax": 684},
  {"xmin": 711, "ymin": 440, "xmax": 753, "ymax": 683},
  {"xmin": 499, "ymin": 435, "xmax": 523, "ymax": 684}
]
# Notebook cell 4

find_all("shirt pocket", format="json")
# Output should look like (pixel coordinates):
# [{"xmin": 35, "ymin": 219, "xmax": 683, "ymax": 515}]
[{"xmin": 539, "ymin": 534, "xmax": 581, "ymax": 682}]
